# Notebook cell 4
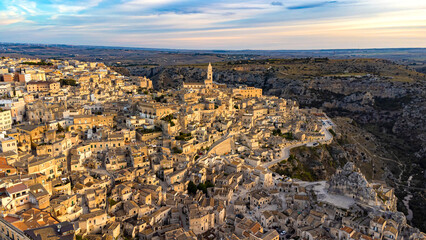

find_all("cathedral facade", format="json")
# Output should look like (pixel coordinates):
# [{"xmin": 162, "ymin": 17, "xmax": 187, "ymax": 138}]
[{"xmin": 183, "ymin": 63, "xmax": 214, "ymax": 89}]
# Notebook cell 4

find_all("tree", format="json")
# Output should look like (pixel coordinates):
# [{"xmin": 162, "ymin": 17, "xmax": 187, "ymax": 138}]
[
  {"xmin": 57, "ymin": 123, "xmax": 65, "ymax": 132},
  {"xmin": 161, "ymin": 114, "xmax": 175, "ymax": 126},
  {"xmin": 205, "ymin": 180, "xmax": 214, "ymax": 189},
  {"xmin": 31, "ymin": 142, "xmax": 37, "ymax": 151},
  {"xmin": 272, "ymin": 129, "xmax": 282, "ymax": 136},
  {"xmin": 172, "ymin": 147, "xmax": 182, "ymax": 154},
  {"xmin": 197, "ymin": 183, "xmax": 207, "ymax": 193},
  {"xmin": 175, "ymin": 132, "xmax": 192, "ymax": 141},
  {"xmin": 188, "ymin": 181, "xmax": 197, "ymax": 194},
  {"xmin": 22, "ymin": 61, "xmax": 53, "ymax": 66},
  {"xmin": 108, "ymin": 198, "xmax": 118, "ymax": 206},
  {"xmin": 59, "ymin": 79, "xmax": 77, "ymax": 86}
]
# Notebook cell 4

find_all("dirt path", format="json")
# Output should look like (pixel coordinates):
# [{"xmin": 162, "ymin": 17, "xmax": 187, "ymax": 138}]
[{"xmin": 402, "ymin": 175, "xmax": 414, "ymax": 221}]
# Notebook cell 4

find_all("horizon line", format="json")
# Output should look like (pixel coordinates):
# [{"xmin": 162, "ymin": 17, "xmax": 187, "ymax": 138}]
[{"xmin": 1, "ymin": 42, "xmax": 425, "ymax": 53}]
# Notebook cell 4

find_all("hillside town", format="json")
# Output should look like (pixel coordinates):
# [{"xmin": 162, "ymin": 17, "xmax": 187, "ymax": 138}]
[{"xmin": 0, "ymin": 57, "xmax": 423, "ymax": 240}]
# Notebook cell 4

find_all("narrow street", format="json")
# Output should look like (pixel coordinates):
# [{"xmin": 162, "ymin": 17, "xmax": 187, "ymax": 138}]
[{"xmin": 179, "ymin": 207, "xmax": 189, "ymax": 230}]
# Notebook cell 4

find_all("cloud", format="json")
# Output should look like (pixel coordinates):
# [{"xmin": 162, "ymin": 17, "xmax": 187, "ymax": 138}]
[
  {"xmin": 0, "ymin": 14, "xmax": 25, "ymax": 26},
  {"xmin": 116, "ymin": 0, "xmax": 182, "ymax": 12},
  {"xmin": 0, "ymin": 5, "xmax": 26, "ymax": 26},
  {"xmin": 153, "ymin": 7, "xmax": 203, "ymax": 15},
  {"xmin": 53, "ymin": 0, "xmax": 104, "ymax": 13},
  {"xmin": 287, "ymin": 1, "xmax": 337, "ymax": 10},
  {"xmin": 0, "ymin": 0, "xmax": 425, "ymax": 49},
  {"xmin": 14, "ymin": 0, "xmax": 37, "ymax": 15}
]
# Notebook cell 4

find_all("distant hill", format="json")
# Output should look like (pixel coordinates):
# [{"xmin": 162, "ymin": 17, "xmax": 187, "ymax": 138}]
[{"xmin": 1, "ymin": 43, "xmax": 425, "ymax": 72}]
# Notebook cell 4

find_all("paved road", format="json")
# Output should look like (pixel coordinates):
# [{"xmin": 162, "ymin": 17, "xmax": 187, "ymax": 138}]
[
  {"xmin": 159, "ymin": 180, "xmax": 169, "ymax": 192},
  {"xmin": 179, "ymin": 207, "xmax": 189, "ymax": 230},
  {"xmin": 261, "ymin": 126, "xmax": 333, "ymax": 169}
]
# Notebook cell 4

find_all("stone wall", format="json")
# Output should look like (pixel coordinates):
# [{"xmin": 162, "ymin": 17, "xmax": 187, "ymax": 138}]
[{"xmin": 208, "ymin": 135, "xmax": 234, "ymax": 156}]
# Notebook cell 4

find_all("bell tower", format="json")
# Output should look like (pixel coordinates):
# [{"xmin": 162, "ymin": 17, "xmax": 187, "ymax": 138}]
[
  {"xmin": 204, "ymin": 62, "xmax": 213, "ymax": 88},
  {"xmin": 207, "ymin": 62, "xmax": 213, "ymax": 82}
]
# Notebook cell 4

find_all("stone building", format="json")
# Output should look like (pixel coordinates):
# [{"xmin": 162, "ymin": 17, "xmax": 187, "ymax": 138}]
[
  {"xmin": 26, "ymin": 81, "xmax": 60, "ymax": 93},
  {"xmin": 328, "ymin": 162, "xmax": 396, "ymax": 210},
  {"xmin": 0, "ymin": 110, "xmax": 12, "ymax": 131},
  {"xmin": 232, "ymin": 86, "xmax": 263, "ymax": 99},
  {"xmin": 183, "ymin": 63, "xmax": 216, "ymax": 89},
  {"xmin": 188, "ymin": 206, "xmax": 215, "ymax": 235}
]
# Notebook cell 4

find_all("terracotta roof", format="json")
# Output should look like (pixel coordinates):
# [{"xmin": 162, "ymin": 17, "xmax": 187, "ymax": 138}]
[
  {"xmin": 340, "ymin": 226, "xmax": 354, "ymax": 234},
  {"xmin": 294, "ymin": 195, "xmax": 309, "ymax": 200},
  {"xmin": 372, "ymin": 216, "xmax": 386, "ymax": 225},
  {"xmin": 384, "ymin": 226, "xmax": 398, "ymax": 235},
  {"xmin": 361, "ymin": 235, "xmax": 373, "ymax": 240},
  {"xmin": 262, "ymin": 230, "xmax": 279, "ymax": 240},
  {"xmin": 11, "ymin": 208, "xmax": 58, "ymax": 231},
  {"xmin": 250, "ymin": 222, "xmax": 262, "ymax": 234},
  {"xmin": 6, "ymin": 183, "xmax": 28, "ymax": 194},
  {"xmin": 3, "ymin": 215, "xmax": 20, "ymax": 223}
]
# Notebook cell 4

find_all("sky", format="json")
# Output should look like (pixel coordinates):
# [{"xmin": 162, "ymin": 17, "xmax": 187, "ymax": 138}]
[{"xmin": 0, "ymin": 0, "xmax": 425, "ymax": 50}]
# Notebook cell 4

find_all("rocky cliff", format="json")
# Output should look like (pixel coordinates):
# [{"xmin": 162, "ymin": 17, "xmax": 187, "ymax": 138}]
[
  {"xmin": 127, "ymin": 58, "xmax": 426, "ymax": 231},
  {"xmin": 328, "ymin": 162, "xmax": 379, "ymax": 205}
]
